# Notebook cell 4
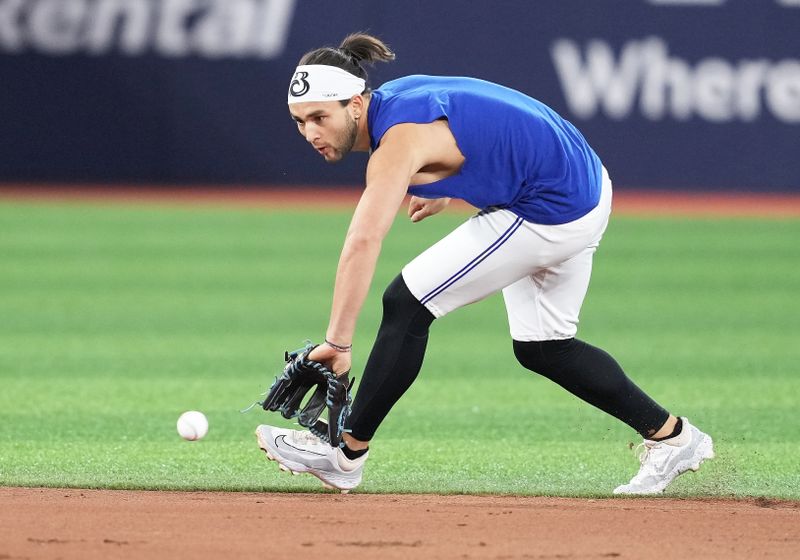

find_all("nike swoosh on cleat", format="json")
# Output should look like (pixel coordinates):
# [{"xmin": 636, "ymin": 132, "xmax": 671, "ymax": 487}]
[{"xmin": 274, "ymin": 435, "xmax": 327, "ymax": 456}]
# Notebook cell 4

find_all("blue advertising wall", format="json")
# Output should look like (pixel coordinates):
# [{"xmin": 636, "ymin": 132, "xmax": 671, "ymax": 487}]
[{"xmin": 1, "ymin": 0, "xmax": 798, "ymax": 191}]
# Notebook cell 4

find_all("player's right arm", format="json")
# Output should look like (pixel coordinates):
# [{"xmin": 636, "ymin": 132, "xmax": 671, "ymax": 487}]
[{"xmin": 309, "ymin": 123, "xmax": 451, "ymax": 372}]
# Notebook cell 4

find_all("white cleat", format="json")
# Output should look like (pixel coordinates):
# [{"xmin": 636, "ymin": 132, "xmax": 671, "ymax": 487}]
[
  {"xmin": 256, "ymin": 424, "xmax": 368, "ymax": 493},
  {"xmin": 614, "ymin": 417, "xmax": 714, "ymax": 495}
]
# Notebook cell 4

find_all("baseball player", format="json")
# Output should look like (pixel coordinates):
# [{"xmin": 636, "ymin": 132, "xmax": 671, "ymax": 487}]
[{"xmin": 256, "ymin": 33, "xmax": 714, "ymax": 494}]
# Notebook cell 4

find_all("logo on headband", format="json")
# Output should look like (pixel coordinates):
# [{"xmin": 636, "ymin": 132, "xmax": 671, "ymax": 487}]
[{"xmin": 289, "ymin": 71, "xmax": 310, "ymax": 97}]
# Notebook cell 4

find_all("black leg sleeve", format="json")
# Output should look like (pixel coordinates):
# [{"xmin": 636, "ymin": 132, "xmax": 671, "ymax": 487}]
[
  {"xmin": 346, "ymin": 274, "xmax": 435, "ymax": 441},
  {"xmin": 513, "ymin": 339, "xmax": 670, "ymax": 438}
]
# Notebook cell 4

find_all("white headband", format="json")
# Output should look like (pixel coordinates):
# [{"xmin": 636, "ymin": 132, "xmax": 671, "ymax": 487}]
[{"xmin": 287, "ymin": 64, "xmax": 366, "ymax": 104}]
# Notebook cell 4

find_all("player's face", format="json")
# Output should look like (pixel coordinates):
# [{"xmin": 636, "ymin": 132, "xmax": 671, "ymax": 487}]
[{"xmin": 289, "ymin": 101, "xmax": 358, "ymax": 163}]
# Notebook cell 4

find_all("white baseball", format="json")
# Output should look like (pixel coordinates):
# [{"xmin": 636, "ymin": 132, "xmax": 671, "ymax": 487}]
[{"xmin": 177, "ymin": 411, "xmax": 208, "ymax": 441}]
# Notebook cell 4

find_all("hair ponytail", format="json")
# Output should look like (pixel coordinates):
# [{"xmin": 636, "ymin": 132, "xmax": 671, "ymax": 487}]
[
  {"xmin": 338, "ymin": 33, "xmax": 395, "ymax": 65},
  {"xmin": 298, "ymin": 32, "xmax": 395, "ymax": 96}
]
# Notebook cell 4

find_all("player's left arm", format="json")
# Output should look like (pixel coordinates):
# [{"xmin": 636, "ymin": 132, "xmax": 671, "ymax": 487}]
[{"xmin": 408, "ymin": 195, "xmax": 451, "ymax": 222}]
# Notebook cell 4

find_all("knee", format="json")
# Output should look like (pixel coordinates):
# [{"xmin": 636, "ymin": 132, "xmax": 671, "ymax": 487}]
[
  {"xmin": 382, "ymin": 274, "xmax": 415, "ymax": 313},
  {"xmin": 382, "ymin": 274, "xmax": 435, "ymax": 336},
  {"xmin": 512, "ymin": 338, "xmax": 579, "ymax": 374}
]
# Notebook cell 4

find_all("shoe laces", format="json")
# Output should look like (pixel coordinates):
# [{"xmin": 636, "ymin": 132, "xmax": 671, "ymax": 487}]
[
  {"xmin": 633, "ymin": 441, "xmax": 670, "ymax": 476},
  {"xmin": 290, "ymin": 429, "xmax": 323, "ymax": 447}
]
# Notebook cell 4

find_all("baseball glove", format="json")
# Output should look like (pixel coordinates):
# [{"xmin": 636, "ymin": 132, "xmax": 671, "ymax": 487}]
[{"xmin": 261, "ymin": 343, "xmax": 353, "ymax": 447}]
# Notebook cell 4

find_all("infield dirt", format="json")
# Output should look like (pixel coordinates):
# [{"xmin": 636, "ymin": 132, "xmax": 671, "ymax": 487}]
[{"xmin": 2, "ymin": 488, "xmax": 798, "ymax": 560}]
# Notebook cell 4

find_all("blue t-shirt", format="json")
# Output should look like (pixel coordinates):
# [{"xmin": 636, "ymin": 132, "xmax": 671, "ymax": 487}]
[{"xmin": 367, "ymin": 75, "xmax": 603, "ymax": 225}]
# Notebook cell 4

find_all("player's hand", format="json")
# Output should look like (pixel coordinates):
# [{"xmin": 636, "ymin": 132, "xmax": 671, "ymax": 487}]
[
  {"xmin": 408, "ymin": 196, "xmax": 451, "ymax": 222},
  {"xmin": 307, "ymin": 342, "xmax": 352, "ymax": 376}
]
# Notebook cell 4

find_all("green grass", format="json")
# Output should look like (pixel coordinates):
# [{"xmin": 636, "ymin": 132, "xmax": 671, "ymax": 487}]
[{"xmin": 1, "ymin": 200, "xmax": 799, "ymax": 498}]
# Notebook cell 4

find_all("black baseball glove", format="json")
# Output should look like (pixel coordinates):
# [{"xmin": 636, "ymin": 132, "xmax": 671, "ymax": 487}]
[{"xmin": 261, "ymin": 343, "xmax": 353, "ymax": 447}]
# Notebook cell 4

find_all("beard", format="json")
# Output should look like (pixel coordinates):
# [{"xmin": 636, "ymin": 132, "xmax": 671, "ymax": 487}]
[{"xmin": 325, "ymin": 114, "xmax": 358, "ymax": 163}]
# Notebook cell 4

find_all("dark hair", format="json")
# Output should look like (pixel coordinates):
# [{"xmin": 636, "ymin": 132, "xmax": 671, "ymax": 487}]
[{"xmin": 299, "ymin": 33, "xmax": 395, "ymax": 100}]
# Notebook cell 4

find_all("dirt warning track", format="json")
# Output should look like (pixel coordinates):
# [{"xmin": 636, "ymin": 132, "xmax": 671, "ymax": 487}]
[{"xmin": 2, "ymin": 184, "xmax": 800, "ymax": 217}]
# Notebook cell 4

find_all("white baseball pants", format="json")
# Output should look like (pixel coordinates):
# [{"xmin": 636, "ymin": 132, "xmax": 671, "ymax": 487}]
[{"xmin": 402, "ymin": 168, "xmax": 612, "ymax": 341}]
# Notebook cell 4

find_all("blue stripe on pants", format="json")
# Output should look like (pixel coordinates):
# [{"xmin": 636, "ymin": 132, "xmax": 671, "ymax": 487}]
[{"xmin": 420, "ymin": 216, "xmax": 524, "ymax": 305}]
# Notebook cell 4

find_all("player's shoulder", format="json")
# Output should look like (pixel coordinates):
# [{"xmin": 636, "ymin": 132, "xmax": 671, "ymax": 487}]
[
  {"xmin": 376, "ymin": 74, "xmax": 439, "ymax": 94},
  {"xmin": 380, "ymin": 74, "xmax": 486, "ymax": 87},
  {"xmin": 377, "ymin": 75, "xmax": 531, "ymax": 104}
]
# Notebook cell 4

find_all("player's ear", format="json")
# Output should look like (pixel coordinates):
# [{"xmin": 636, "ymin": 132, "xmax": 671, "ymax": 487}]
[{"xmin": 348, "ymin": 94, "xmax": 364, "ymax": 118}]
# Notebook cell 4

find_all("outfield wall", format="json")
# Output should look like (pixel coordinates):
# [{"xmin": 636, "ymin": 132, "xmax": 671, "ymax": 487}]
[{"xmin": 1, "ymin": 0, "xmax": 798, "ymax": 191}]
